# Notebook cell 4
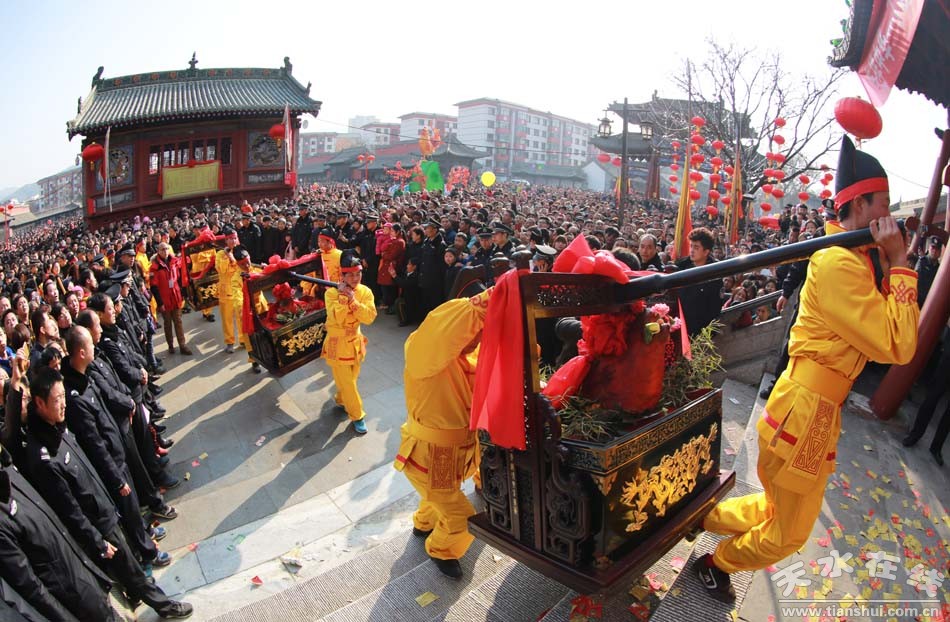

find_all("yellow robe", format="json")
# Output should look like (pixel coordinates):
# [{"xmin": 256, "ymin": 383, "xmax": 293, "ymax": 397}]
[
  {"xmin": 705, "ymin": 221, "xmax": 919, "ymax": 573},
  {"xmin": 321, "ymin": 284, "xmax": 376, "ymax": 421},
  {"xmin": 190, "ymin": 248, "xmax": 217, "ymax": 315},
  {"xmin": 395, "ymin": 293, "xmax": 491, "ymax": 560},
  {"xmin": 216, "ymin": 249, "xmax": 243, "ymax": 346},
  {"xmin": 302, "ymin": 248, "xmax": 342, "ymax": 297}
]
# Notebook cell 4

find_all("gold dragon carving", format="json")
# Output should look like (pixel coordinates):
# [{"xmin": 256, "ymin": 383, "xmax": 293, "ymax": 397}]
[
  {"xmin": 280, "ymin": 323, "xmax": 327, "ymax": 357},
  {"xmin": 619, "ymin": 423, "xmax": 717, "ymax": 533}
]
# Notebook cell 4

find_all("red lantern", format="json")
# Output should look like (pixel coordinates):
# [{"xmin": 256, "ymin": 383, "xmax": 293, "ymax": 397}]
[
  {"xmin": 706, "ymin": 206, "xmax": 719, "ymax": 217},
  {"xmin": 670, "ymin": 163, "xmax": 679, "ymax": 171},
  {"xmin": 367, "ymin": 155, "xmax": 376, "ymax": 163},
  {"xmin": 709, "ymin": 173, "xmax": 721, "ymax": 186},
  {"xmin": 690, "ymin": 153, "xmax": 705, "ymax": 165},
  {"xmin": 357, "ymin": 154, "xmax": 365, "ymax": 162},
  {"xmin": 773, "ymin": 153, "xmax": 786, "ymax": 164},
  {"xmin": 763, "ymin": 168, "xmax": 775, "ymax": 179},
  {"xmin": 723, "ymin": 181, "xmax": 733, "ymax": 191},
  {"xmin": 612, "ymin": 157, "xmax": 622, "ymax": 166},
  {"xmin": 669, "ymin": 187, "xmax": 678, "ymax": 194},
  {"xmin": 766, "ymin": 151, "xmax": 775, "ymax": 162},
  {"xmin": 820, "ymin": 189, "xmax": 833, "ymax": 199},
  {"xmin": 690, "ymin": 133, "xmax": 705, "ymax": 146},
  {"xmin": 710, "ymin": 156, "xmax": 723, "ymax": 168},
  {"xmin": 798, "ymin": 191, "xmax": 810, "ymax": 202},
  {"xmin": 760, "ymin": 203, "xmax": 772, "ymax": 212},
  {"xmin": 689, "ymin": 171, "xmax": 704, "ymax": 183},
  {"xmin": 771, "ymin": 188, "xmax": 785, "ymax": 199},
  {"xmin": 597, "ymin": 153, "xmax": 611, "ymax": 163},
  {"xmin": 759, "ymin": 216, "xmax": 780, "ymax": 230},
  {"xmin": 762, "ymin": 183, "xmax": 774, "ymax": 194},
  {"xmin": 81, "ymin": 142, "xmax": 104, "ymax": 169},
  {"xmin": 269, "ymin": 123, "xmax": 286, "ymax": 148},
  {"xmin": 773, "ymin": 170, "xmax": 786, "ymax": 181},
  {"xmin": 691, "ymin": 116, "xmax": 706, "ymax": 128},
  {"xmin": 721, "ymin": 196, "xmax": 732, "ymax": 206},
  {"xmin": 671, "ymin": 140, "xmax": 681, "ymax": 150},
  {"xmin": 724, "ymin": 165, "xmax": 735, "ymax": 175},
  {"xmin": 820, "ymin": 164, "xmax": 830, "ymax": 171},
  {"xmin": 799, "ymin": 175, "xmax": 811, "ymax": 184},
  {"xmin": 772, "ymin": 135, "xmax": 785, "ymax": 145},
  {"xmin": 775, "ymin": 117, "xmax": 786, "ymax": 128},
  {"xmin": 820, "ymin": 178, "xmax": 830, "ymax": 187},
  {"xmin": 823, "ymin": 172, "xmax": 834, "ymax": 181},
  {"xmin": 708, "ymin": 189, "xmax": 721, "ymax": 201},
  {"xmin": 711, "ymin": 139, "xmax": 725, "ymax": 152},
  {"xmin": 689, "ymin": 189, "xmax": 701, "ymax": 201},
  {"xmin": 834, "ymin": 96, "xmax": 883, "ymax": 139},
  {"xmin": 668, "ymin": 175, "xmax": 678, "ymax": 183}
]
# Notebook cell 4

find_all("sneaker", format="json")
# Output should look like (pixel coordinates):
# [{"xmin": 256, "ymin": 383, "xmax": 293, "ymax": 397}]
[
  {"xmin": 150, "ymin": 551, "xmax": 172, "ymax": 567},
  {"xmin": 205, "ymin": 314, "xmax": 216, "ymax": 322},
  {"xmin": 225, "ymin": 344, "xmax": 235, "ymax": 354},
  {"xmin": 151, "ymin": 526, "xmax": 167, "ymax": 541},
  {"xmin": 352, "ymin": 419, "xmax": 368, "ymax": 435},
  {"xmin": 152, "ymin": 504, "xmax": 179, "ymax": 520},
  {"xmin": 157, "ymin": 601, "xmax": 193, "ymax": 619},
  {"xmin": 695, "ymin": 553, "xmax": 736, "ymax": 602},
  {"xmin": 412, "ymin": 527, "xmax": 432, "ymax": 538},
  {"xmin": 759, "ymin": 382, "xmax": 775, "ymax": 400},
  {"xmin": 180, "ymin": 347, "xmax": 194, "ymax": 356},
  {"xmin": 902, "ymin": 435, "xmax": 919, "ymax": 447},
  {"xmin": 251, "ymin": 362, "xmax": 262, "ymax": 373},
  {"xmin": 430, "ymin": 555, "xmax": 463, "ymax": 579}
]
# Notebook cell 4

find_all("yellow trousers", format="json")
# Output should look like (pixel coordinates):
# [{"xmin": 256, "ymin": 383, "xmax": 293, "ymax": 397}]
[
  {"xmin": 329, "ymin": 362, "xmax": 365, "ymax": 421},
  {"xmin": 703, "ymin": 437, "xmax": 831, "ymax": 573},
  {"xmin": 405, "ymin": 466, "xmax": 475, "ymax": 560},
  {"xmin": 219, "ymin": 298, "xmax": 239, "ymax": 345}
]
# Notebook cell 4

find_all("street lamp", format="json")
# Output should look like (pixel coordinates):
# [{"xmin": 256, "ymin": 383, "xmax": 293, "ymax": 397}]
[
  {"xmin": 597, "ymin": 115, "xmax": 613, "ymax": 139},
  {"xmin": 641, "ymin": 120, "xmax": 659, "ymax": 200},
  {"xmin": 356, "ymin": 152, "xmax": 375, "ymax": 182}
]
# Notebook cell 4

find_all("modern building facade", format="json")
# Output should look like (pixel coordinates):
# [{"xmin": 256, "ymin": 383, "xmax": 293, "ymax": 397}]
[
  {"xmin": 455, "ymin": 98, "xmax": 596, "ymax": 180},
  {"xmin": 37, "ymin": 165, "xmax": 83, "ymax": 212},
  {"xmin": 398, "ymin": 112, "xmax": 458, "ymax": 140}
]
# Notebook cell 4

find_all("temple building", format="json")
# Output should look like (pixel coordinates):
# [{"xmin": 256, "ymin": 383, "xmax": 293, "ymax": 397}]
[{"xmin": 67, "ymin": 56, "xmax": 320, "ymax": 226}]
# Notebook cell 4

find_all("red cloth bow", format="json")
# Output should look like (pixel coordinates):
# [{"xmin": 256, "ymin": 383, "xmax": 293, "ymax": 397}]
[{"xmin": 552, "ymin": 235, "xmax": 629, "ymax": 284}]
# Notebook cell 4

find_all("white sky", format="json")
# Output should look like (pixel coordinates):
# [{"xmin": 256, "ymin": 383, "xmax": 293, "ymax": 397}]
[{"xmin": 0, "ymin": 0, "xmax": 944, "ymax": 201}]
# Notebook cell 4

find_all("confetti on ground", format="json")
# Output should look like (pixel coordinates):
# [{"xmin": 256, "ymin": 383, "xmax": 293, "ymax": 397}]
[
  {"xmin": 863, "ymin": 444, "xmax": 873, "ymax": 451},
  {"xmin": 191, "ymin": 460, "xmax": 201, "ymax": 467},
  {"xmin": 250, "ymin": 575, "xmax": 263, "ymax": 586},
  {"xmin": 492, "ymin": 554, "xmax": 503, "ymax": 562},
  {"xmin": 255, "ymin": 436, "xmax": 265, "ymax": 447},
  {"xmin": 670, "ymin": 556, "xmax": 686, "ymax": 573},
  {"xmin": 729, "ymin": 609, "xmax": 738, "ymax": 622},
  {"xmin": 199, "ymin": 452, "xmax": 209, "ymax": 460},
  {"xmin": 766, "ymin": 564, "xmax": 778, "ymax": 573},
  {"xmin": 728, "ymin": 397, "xmax": 741, "ymax": 405},
  {"xmin": 183, "ymin": 472, "xmax": 191, "ymax": 481},
  {"xmin": 187, "ymin": 542, "xmax": 198, "ymax": 552},
  {"xmin": 817, "ymin": 536, "xmax": 831, "ymax": 547},
  {"xmin": 628, "ymin": 603, "xmax": 650, "ymax": 620},
  {"xmin": 280, "ymin": 548, "xmax": 303, "ymax": 567},
  {"xmin": 415, "ymin": 592, "xmax": 439, "ymax": 607}
]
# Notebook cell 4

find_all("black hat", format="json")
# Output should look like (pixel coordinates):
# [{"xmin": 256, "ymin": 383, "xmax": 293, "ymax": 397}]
[
  {"xmin": 222, "ymin": 227, "xmax": 237, "ymax": 237},
  {"xmin": 117, "ymin": 244, "xmax": 135, "ymax": 258},
  {"xmin": 930, "ymin": 235, "xmax": 945, "ymax": 247},
  {"xmin": 240, "ymin": 212, "xmax": 251, "ymax": 220},
  {"xmin": 444, "ymin": 247, "xmax": 459, "ymax": 258},
  {"xmin": 233, "ymin": 245, "xmax": 250, "ymax": 261},
  {"xmin": 834, "ymin": 135, "xmax": 888, "ymax": 211},
  {"xmin": 104, "ymin": 283, "xmax": 122, "ymax": 302},
  {"xmin": 492, "ymin": 222, "xmax": 513, "ymax": 236},
  {"xmin": 477, "ymin": 227, "xmax": 492, "ymax": 239},
  {"xmin": 298, "ymin": 204, "xmax": 310, "ymax": 211},
  {"xmin": 340, "ymin": 250, "xmax": 362, "ymax": 273},
  {"xmin": 318, "ymin": 227, "xmax": 336, "ymax": 240},
  {"xmin": 92, "ymin": 254, "xmax": 105, "ymax": 265},
  {"xmin": 529, "ymin": 229, "xmax": 543, "ymax": 243},
  {"xmin": 423, "ymin": 218, "xmax": 441, "ymax": 229},
  {"xmin": 363, "ymin": 211, "xmax": 380, "ymax": 221}
]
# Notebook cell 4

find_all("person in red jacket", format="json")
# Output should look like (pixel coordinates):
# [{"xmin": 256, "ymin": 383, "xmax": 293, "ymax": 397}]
[{"xmin": 150, "ymin": 243, "xmax": 193, "ymax": 355}]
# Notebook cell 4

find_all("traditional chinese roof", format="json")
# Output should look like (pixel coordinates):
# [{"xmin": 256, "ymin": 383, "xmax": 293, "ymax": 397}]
[
  {"xmin": 67, "ymin": 57, "xmax": 321, "ymax": 139},
  {"xmin": 510, "ymin": 164, "xmax": 587, "ymax": 180},
  {"xmin": 828, "ymin": 0, "xmax": 949, "ymax": 107}
]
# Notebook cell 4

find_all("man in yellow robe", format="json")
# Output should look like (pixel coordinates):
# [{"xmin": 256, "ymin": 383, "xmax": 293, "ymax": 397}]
[
  {"xmin": 395, "ymin": 286, "xmax": 492, "ymax": 579},
  {"xmin": 321, "ymin": 250, "xmax": 376, "ymax": 434},
  {"xmin": 188, "ymin": 224, "xmax": 218, "ymax": 322},
  {"xmin": 302, "ymin": 228, "xmax": 342, "ymax": 297},
  {"xmin": 215, "ymin": 229, "xmax": 243, "ymax": 354},
  {"xmin": 697, "ymin": 137, "xmax": 919, "ymax": 601}
]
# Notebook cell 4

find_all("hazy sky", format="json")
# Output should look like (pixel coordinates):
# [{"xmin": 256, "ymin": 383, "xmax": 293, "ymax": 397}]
[{"xmin": 1, "ymin": 0, "xmax": 944, "ymax": 200}]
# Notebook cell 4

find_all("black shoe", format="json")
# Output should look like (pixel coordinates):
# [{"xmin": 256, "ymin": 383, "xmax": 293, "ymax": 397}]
[
  {"xmin": 205, "ymin": 314, "xmax": 216, "ymax": 322},
  {"xmin": 931, "ymin": 447, "xmax": 945, "ymax": 466},
  {"xmin": 152, "ymin": 504, "xmax": 179, "ymax": 520},
  {"xmin": 157, "ymin": 601, "xmax": 193, "ymax": 619},
  {"xmin": 695, "ymin": 553, "xmax": 735, "ymax": 602},
  {"xmin": 158, "ymin": 436, "xmax": 175, "ymax": 449},
  {"xmin": 157, "ymin": 475, "xmax": 181, "ymax": 490},
  {"xmin": 902, "ymin": 435, "xmax": 920, "ymax": 447},
  {"xmin": 182, "ymin": 307, "xmax": 192, "ymax": 314},
  {"xmin": 151, "ymin": 410, "xmax": 166, "ymax": 422},
  {"xmin": 151, "ymin": 384, "xmax": 164, "ymax": 396},
  {"xmin": 430, "ymin": 556, "xmax": 463, "ymax": 579},
  {"xmin": 759, "ymin": 382, "xmax": 775, "ymax": 400},
  {"xmin": 251, "ymin": 362, "xmax": 262, "ymax": 373},
  {"xmin": 125, "ymin": 595, "xmax": 141, "ymax": 611},
  {"xmin": 412, "ymin": 527, "xmax": 433, "ymax": 538},
  {"xmin": 153, "ymin": 423, "xmax": 167, "ymax": 434}
]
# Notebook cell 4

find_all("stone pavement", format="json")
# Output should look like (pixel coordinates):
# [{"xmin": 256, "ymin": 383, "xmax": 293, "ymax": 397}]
[{"xmin": 118, "ymin": 304, "xmax": 950, "ymax": 621}]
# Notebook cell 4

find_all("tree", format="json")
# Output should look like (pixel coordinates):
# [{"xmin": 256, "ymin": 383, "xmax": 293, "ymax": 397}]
[{"xmin": 655, "ymin": 39, "xmax": 845, "ymax": 199}]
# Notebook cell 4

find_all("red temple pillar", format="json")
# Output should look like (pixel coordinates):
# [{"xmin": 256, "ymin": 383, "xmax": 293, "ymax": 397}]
[{"xmin": 870, "ymin": 119, "xmax": 950, "ymax": 420}]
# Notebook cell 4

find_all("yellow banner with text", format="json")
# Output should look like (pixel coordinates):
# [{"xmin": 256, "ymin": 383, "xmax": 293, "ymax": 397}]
[{"xmin": 161, "ymin": 161, "xmax": 221, "ymax": 199}]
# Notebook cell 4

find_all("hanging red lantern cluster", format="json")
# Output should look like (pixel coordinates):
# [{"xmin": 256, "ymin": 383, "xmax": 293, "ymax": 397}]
[
  {"xmin": 760, "ymin": 203, "xmax": 772, "ymax": 212},
  {"xmin": 689, "ymin": 189, "xmax": 701, "ymax": 201},
  {"xmin": 834, "ymin": 96, "xmax": 882, "ymax": 140},
  {"xmin": 774, "ymin": 117, "xmax": 787, "ymax": 128},
  {"xmin": 611, "ymin": 157, "xmax": 622, "ymax": 167}
]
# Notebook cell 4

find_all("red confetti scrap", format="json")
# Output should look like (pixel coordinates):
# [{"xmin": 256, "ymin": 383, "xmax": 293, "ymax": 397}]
[
  {"xmin": 250, "ymin": 576, "xmax": 263, "ymax": 586},
  {"xmin": 898, "ymin": 470, "xmax": 905, "ymax": 478},
  {"xmin": 817, "ymin": 537, "xmax": 831, "ymax": 547},
  {"xmin": 628, "ymin": 603, "xmax": 650, "ymax": 621},
  {"xmin": 926, "ymin": 529, "xmax": 936, "ymax": 538},
  {"xmin": 766, "ymin": 565, "xmax": 778, "ymax": 573},
  {"xmin": 868, "ymin": 509, "xmax": 875, "ymax": 517}
]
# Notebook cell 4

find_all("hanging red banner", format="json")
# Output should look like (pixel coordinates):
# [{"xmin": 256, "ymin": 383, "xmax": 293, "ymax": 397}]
[{"xmin": 857, "ymin": 0, "xmax": 925, "ymax": 107}]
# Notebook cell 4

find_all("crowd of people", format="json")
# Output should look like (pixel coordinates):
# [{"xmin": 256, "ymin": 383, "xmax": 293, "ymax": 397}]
[{"xmin": 0, "ymin": 172, "xmax": 944, "ymax": 615}]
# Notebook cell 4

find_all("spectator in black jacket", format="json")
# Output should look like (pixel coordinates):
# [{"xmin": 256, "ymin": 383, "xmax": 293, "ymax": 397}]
[
  {"xmin": 290, "ymin": 205, "xmax": 313, "ymax": 258},
  {"xmin": 354, "ymin": 213, "xmax": 381, "ymax": 298},
  {"xmin": 259, "ymin": 215, "xmax": 280, "ymax": 261},
  {"xmin": 675, "ymin": 228, "xmax": 722, "ymax": 337},
  {"xmin": 23, "ymin": 367, "xmax": 192, "ymax": 619},
  {"xmin": 418, "ymin": 220, "xmax": 446, "ymax": 316},
  {"xmin": 0, "ymin": 449, "xmax": 117, "ymax": 621},
  {"xmin": 237, "ymin": 214, "xmax": 262, "ymax": 263}
]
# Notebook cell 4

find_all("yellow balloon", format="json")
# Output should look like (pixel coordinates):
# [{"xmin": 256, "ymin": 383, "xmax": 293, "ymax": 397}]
[{"xmin": 480, "ymin": 171, "xmax": 496, "ymax": 187}]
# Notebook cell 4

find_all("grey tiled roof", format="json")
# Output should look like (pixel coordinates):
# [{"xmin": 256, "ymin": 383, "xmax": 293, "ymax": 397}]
[{"xmin": 68, "ymin": 63, "xmax": 321, "ymax": 138}]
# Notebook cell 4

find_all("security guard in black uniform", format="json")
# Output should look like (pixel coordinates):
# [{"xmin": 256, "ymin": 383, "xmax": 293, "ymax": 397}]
[{"xmin": 491, "ymin": 223, "xmax": 515, "ymax": 257}]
